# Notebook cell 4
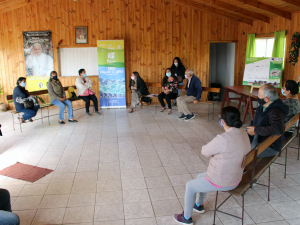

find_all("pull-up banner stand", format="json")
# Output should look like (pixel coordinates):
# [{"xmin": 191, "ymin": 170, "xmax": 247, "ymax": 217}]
[
  {"xmin": 243, "ymin": 57, "xmax": 283, "ymax": 88},
  {"xmin": 97, "ymin": 40, "xmax": 126, "ymax": 108}
]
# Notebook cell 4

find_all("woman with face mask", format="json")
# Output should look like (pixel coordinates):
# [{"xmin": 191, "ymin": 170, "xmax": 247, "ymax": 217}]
[
  {"xmin": 128, "ymin": 71, "xmax": 149, "ymax": 113},
  {"xmin": 47, "ymin": 71, "xmax": 77, "ymax": 124},
  {"xmin": 174, "ymin": 106, "xmax": 251, "ymax": 225},
  {"xmin": 75, "ymin": 68, "xmax": 100, "ymax": 116},
  {"xmin": 13, "ymin": 77, "xmax": 40, "ymax": 123},
  {"xmin": 158, "ymin": 68, "xmax": 178, "ymax": 114},
  {"xmin": 281, "ymin": 80, "xmax": 300, "ymax": 136}
]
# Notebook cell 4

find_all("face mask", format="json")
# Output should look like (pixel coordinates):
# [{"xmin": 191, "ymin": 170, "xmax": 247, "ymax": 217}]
[
  {"xmin": 52, "ymin": 76, "xmax": 58, "ymax": 80},
  {"xmin": 219, "ymin": 119, "xmax": 224, "ymax": 130},
  {"xmin": 166, "ymin": 72, "xmax": 171, "ymax": 77},
  {"xmin": 131, "ymin": 76, "xmax": 135, "ymax": 80},
  {"xmin": 257, "ymin": 97, "xmax": 266, "ymax": 105},
  {"xmin": 281, "ymin": 88, "xmax": 286, "ymax": 96},
  {"xmin": 21, "ymin": 82, "xmax": 26, "ymax": 87},
  {"xmin": 174, "ymin": 63, "xmax": 178, "ymax": 66},
  {"xmin": 185, "ymin": 75, "xmax": 188, "ymax": 79},
  {"xmin": 83, "ymin": 73, "xmax": 87, "ymax": 77}
]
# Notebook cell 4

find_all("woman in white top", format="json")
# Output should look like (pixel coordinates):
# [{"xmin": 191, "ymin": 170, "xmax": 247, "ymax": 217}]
[{"xmin": 75, "ymin": 68, "xmax": 100, "ymax": 116}]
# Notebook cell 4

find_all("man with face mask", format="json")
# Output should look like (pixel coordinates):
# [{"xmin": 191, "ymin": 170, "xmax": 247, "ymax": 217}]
[
  {"xmin": 247, "ymin": 84, "xmax": 289, "ymax": 158},
  {"xmin": 177, "ymin": 69, "xmax": 203, "ymax": 121}
]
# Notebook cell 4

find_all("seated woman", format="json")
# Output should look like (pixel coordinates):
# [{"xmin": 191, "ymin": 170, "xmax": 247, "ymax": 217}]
[
  {"xmin": 128, "ymin": 71, "xmax": 149, "ymax": 113},
  {"xmin": 174, "ymin": 106, "xmax": 251, "ymax": 224},
  {"xmin": 75, "ymin": 68, "xmax": 100, "ymax": 116},
  {"xmin": 47, "ymin": 71, "xmax": 77, "ymax": 124},
  {"xmin": 0, "ymin": 189, "xmax": 20, "ymax": 225},
  {"xmin": 282, "ymin": 80, "xmax": 300, "ymax": 136},
  {"xmin": 13, "ymin": 77, "xmax": 40, "ymax": 123},
  {"xmin": 158, "ymin": 68, "xmax": 178, "ymax": 114}
]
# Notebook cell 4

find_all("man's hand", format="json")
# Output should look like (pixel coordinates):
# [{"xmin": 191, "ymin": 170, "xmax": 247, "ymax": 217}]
[
  {"xmin": 30, "ymin": 47, "xmax": 35, "ymax": 56},
  {"xmin": 193, "ymin": 100, "xmax": 199, "ymax": 104},
  {"xmin": 247, "ymin": 126, "xmax": 256, "ymax": 136}
]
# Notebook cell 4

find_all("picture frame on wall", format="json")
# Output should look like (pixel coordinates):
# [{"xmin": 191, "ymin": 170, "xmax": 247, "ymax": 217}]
[{"xmin": 75, "ymin": 27, "xmax": 87, "ymax": 44}]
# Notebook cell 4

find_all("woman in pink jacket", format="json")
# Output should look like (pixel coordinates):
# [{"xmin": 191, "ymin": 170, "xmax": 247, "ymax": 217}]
[{"xmin": 174, "ymin": 106, "xmax": 251, "ymax": 224}]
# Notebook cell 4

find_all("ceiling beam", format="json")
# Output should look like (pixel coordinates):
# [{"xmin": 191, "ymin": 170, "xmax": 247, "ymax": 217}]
[
  {"xmin": 171, "ymin": 0, "xmax": 253, "ymax": 25},
  {"xmin": 281, "ymin": 0, "xmax": 300, "ymax": 8},
  {"xmin": 0, "ymin": 0, "xmax": 42, "ymax": 15},
  {"xmin": 237, "ymin": 0, "xmax": 292, "ymax": 20},
  {"xmin": 196, "ymin": 0, "xmax": 270, "ymax": 23}
]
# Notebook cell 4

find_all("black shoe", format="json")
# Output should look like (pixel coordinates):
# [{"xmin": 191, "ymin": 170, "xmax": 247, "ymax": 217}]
[
  {"xmin": 174, "ymin": 212, "xmax": 192, "ymax": 224},
  {"xmin": 68, "ymin": 119, "xmax": 77, "ymax": 123},
  {"xmin": 178, "ymin": 113, "xmax": 186, "ymax": 119},
  {"xmin": 58, "ymin": 121, "xmax": 65, "ymax": 124},
  {"xmin": 193, "ymin": 204, "xmax": 205, "ymax": 213},
  {"xmin": 185, "ymin": 113, "xmax": 195, "ymax": 121}
]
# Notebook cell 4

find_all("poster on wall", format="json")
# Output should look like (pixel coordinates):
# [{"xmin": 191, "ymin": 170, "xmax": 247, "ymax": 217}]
[
  {"xmin": 23, "ymin": 31, "xmax": 54, "ymax": 91},
  {"xmin": 97, "ymin": 40, "xmax": 126, "ymax": 108},
  {"xmin": 243, "ymin": 57, "xmax": 283, "ymax": 88}
]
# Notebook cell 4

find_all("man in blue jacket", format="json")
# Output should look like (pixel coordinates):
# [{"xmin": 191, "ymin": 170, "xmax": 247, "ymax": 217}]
[{"xmin": 177, "ymin": 69, "xmax": 203, "ymax": 121}]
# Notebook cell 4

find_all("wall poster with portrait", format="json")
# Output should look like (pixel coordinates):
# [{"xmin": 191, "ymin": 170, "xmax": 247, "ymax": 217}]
[
  {"xmin": 75, "ymin": 27, "xmax": 88, "ymax": 44},
  {"xmin": 23, "ymin": 31, "xmax": 54, "ymax": 91}
]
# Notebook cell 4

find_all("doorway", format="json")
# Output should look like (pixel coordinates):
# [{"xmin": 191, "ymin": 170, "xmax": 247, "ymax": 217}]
[{"xmin": 209, "ymin": 42, "xmax": 236, "ymax": 101}]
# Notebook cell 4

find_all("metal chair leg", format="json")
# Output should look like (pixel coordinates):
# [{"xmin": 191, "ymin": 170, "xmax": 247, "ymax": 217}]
[
  {"xmin": 207, "ymin": 104, "xmax": 210, "ymax": 122},
  {"xmin": 213, "ymin": 103, "xmax": 215, "ymax": 120},
  {"xmin": 12, "ymin": 113, "xmax": 15, "ymax": 131},
  {"xmin": 285, "ymin": 147, "xmax": 288, "ymax": 178},
  {"xmin": 213, "ymin": 191, "xmax": 218, "ymax": 225},
  {"xmin": 268, "ymin": 167, "xmax": 271, "ymax": 201},
  {"xmin": 47, "ymin": 107, "xmax": 50, "ymax": 125},
  {"xmin": 18, "ymin": 112, "xmax": 22, "ymax": 133},
  {"xmin": 155, "ymin": 97, "xmax": 158, "ymax": 114}
]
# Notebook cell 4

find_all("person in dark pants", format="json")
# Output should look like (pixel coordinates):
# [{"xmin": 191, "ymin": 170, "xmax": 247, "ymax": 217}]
[
  {"xmin": 75, "ymin": 69, "xmax": 100, "ymax": 116},
  {"xmin": 0, "ymin": 189, "xmax": 20, "ymax": 225},
  {"xmin": 13, "ymin": 77, "xmax": 40, "ymax": 123},
  {"xmin": 158, "ymin": 68, "xmax": 178, "ymax": 115}
]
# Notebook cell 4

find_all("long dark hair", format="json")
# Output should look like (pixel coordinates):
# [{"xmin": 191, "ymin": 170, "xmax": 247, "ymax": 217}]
[
  {"xmin": 171, "ymin": 57, "xmax": 184, "ymax": 70},
  {"xmin": 132, "ymin": 71, "xmax": 144, "ymax": 85},
  {"xmin": 16, "ymin": 77, "xmax": 26, "ymax": 86},
  {"xmin": 221, "ymin": 106, "xmax": 243, "ymax": 128},
  {"xmin": 49, "ymin": 71, "xmax": 59, "ymax": 82},
  {"xmin": 285, "ymin": 80, "xmax": 299, "ymax": 95},
  {"xmin": 162, "ymin": 68, "xmax": 177, "ymax": 86}
]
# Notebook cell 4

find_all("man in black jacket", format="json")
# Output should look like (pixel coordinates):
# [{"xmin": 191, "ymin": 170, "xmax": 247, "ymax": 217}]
[{"xmin": 247, "ymin": 84, "xmax": 289, "ymax": 158}]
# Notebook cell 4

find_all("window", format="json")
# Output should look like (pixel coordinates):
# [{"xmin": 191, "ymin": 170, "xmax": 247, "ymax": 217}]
[{"xmin": 255, "ymin": 38, "xmax": 275, "ymax": 57}]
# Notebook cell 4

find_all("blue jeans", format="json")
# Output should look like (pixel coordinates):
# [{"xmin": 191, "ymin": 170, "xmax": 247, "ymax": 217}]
[
  {"xmin": 51, "ymin": 99, "xmax": 73, "ymax": 120},
  {"xmin": 0, "ymin": 189, "xmax": 20, "ymax": 225},
  {"xmin": 16, "ymin": 105, "xmax": 40, "ymax": 121}
]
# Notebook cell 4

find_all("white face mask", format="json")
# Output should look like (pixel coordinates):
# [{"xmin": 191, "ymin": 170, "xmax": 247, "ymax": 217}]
[
  {"xmin": 131, "ymin": 76, "xmax": 135, "ymax": 80},
  {"xmin": 185, "ymin": 75, "xmax": 188, "ymax": 79},
  {"xmin": 174, "ymin": 63, "xmax": 178, "ymax": 66}
]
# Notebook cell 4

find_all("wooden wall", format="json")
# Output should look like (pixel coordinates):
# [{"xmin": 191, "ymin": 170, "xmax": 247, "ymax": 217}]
[
  {"xmin": 236, "ymin": 12, "xmax": 300, "ymax": 86},
  {"xmin": 0, "ymin": 0, "xmax": 239, "ymax": 107}
]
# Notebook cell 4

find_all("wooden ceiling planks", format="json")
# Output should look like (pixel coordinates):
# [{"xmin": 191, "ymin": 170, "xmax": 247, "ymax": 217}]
[{"xmin": 281, "ymin": 0, "xmax": 300, "ymax": 8}]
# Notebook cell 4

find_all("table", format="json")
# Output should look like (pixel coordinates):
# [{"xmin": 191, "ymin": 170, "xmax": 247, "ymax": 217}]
[{"xmin": 221, "ymin": 86, "xmax": 258, "ymax": 123}]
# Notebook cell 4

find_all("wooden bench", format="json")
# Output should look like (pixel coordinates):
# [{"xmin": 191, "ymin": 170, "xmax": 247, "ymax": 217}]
[
  {"xmin": 142, "ymin": 82, "xmax": 221, "ymax": 121},
  {"xmin": 6, "ymin": 85, "xmax": 89, "ymax": 132},
  {"xmin": 212, "ymin": 112, "xmax": 300, "ymax": 225}
]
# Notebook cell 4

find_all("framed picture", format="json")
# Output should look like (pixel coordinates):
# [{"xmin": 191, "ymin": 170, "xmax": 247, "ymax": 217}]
[{"xmin": 75, "ymin": 27, "xmax": 87, "ymax": 44}]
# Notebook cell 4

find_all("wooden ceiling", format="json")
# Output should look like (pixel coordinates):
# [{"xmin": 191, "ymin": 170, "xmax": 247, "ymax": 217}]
[{"xmin": 0, "ymin": 0, "xmax": 300, "ymax": 25}]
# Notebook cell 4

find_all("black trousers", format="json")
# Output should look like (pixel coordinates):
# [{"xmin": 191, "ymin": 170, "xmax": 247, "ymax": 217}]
[
  {"xmin": 79, "ymin": 95, "xmax": 99, "ymax": 113},
  {"xmin": 158, "ymin": 92, "xmax": 178, "ymax": 109},
  {"xmin": 0, "ymin": 189, "xmax": 11, "ymax": 212}
]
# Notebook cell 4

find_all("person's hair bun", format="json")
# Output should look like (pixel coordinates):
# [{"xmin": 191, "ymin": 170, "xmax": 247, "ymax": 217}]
[{"xmin": 233, "ymin": 119, "xmax": 243, "ymax": 129}]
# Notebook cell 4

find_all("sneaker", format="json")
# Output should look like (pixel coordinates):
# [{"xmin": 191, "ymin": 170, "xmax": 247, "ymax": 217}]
[
  {"xmin": 173, "ymin": 212, "xmax": 192, "ymax": 224},
  {"xmin": 193, "ymin": 204, "xmax": 205, "ymax": 213},
  {"xmin": 95, "ymin": 111, "xmax": 101, "ymax": 115},
  {"xmin": 86, "ymin": 113, "xmax": 91, "ymax": 116},
  {"xmin": 178, "ymin": 113, "xmax": 186, "ymax": 119},
  {"xmin": 185, "ymin": 113, "xmax": 195, "ymax": 121}
]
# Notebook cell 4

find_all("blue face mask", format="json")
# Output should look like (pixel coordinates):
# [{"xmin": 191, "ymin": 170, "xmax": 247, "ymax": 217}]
[
  {"xmin": 166, "ymin": 72, "xmax": 171, "ymax": 77},
  {"xmin": 52, "ymin": 76, "xmax": 58, "ymax": 80},
  {"xmin": 281, "ymin": 88, "xmax": 286, "ymax": 96},
  {"xmin": 219, "ymin": 119, "xmax": 224, "ymax": 130},
  {"xmin": 83, "ymin": 73, "xmax": 87, "ymax": 77},
  {"xmin": 21, "ymin": 82, "xmax": 26, "ymax": 87}
]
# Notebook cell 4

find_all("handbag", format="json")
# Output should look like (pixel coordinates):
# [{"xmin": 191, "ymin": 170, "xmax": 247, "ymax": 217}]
[{"xmin": 23, "ymin": 100, "xmax": 34, "ymax": 109}]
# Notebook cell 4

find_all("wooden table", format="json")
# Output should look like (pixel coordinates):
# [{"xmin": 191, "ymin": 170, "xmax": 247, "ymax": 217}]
[{"xmin": 221, "ymin": 86, "xmax": 258, "ymax": 123}]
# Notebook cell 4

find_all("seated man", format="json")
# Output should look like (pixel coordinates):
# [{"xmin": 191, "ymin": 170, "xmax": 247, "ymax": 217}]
[
  {"xmin": 247, "ymin": 84, "xmax": 289, "ymax": 158},
  {"xmin": 0, "ymin": 189, "xmax": 20, "ymax": 225},
  {"xmin": 177, "ymin": 69, "xmax": 203, "ymax": 121}
]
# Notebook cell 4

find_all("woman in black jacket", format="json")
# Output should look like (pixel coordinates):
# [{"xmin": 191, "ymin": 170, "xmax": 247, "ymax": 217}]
[
  {"xmin": 171, "ymin": 57, "xmax": 186, "ymax": 84},
  {"xmin": 128, "ymin": 71, "xmax": 149, "ymax": 113}
]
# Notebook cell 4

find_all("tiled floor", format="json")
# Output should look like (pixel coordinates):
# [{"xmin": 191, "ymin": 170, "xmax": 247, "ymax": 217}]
[{"xmin": 0, "ymin": 103, "xmax": 299, "ymax": 225}]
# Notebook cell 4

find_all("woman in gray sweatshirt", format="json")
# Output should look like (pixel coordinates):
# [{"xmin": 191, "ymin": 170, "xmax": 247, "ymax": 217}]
[{"xmin": 174, "ymin": 106, "xmax": 251, "ymax": 224}]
